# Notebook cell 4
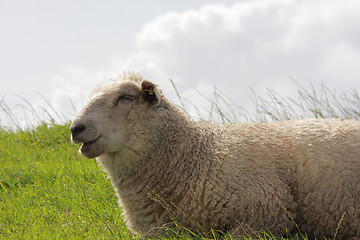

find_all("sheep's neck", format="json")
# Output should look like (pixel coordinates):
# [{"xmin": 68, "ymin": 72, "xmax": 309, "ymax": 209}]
[{"xmin": 101, "ymin": 117, "xmax": 216, "ymax": 233}]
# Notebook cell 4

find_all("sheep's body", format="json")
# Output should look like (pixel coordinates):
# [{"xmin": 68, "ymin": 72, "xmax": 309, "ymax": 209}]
[{"xmin": 71, "ymin": 74, "xmax": 360, "ymax": 239}]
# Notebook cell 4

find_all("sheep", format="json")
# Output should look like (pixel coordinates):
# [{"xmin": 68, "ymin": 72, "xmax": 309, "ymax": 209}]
[{"xmin": 70, "ymin": 73, "xmax": 360, "ymax": 239}]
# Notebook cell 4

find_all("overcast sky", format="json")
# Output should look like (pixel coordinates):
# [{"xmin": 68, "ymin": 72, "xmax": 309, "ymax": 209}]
[{"xmin": 1, "ymin": 0, "xmax": 360, "ymax": 128}]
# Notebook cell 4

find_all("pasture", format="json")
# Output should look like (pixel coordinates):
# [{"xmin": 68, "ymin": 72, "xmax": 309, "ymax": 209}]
[
  {"xmin": 0, "ymin": 123, "xmax": 133, "ymax": 239},
  {"xmin": 1, "ymin": 82, "xmax": 359, "ymax": 239}
]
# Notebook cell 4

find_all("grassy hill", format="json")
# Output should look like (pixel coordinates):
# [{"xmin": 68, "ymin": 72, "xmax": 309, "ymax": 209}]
[
  {"xmin": 1, "ymin": 82, "xmax": 359, "ymax": 239},
  {"xmin": 0, "ymin": 123, "xmax": 308, "ymax": 239},
  {"xmin": 0, "ymin": 123, "xmax": 134, "ymax": 239}
]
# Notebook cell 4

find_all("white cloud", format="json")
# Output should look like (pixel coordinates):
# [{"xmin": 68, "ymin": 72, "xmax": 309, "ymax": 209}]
[{"xmin": 50, "ymin": 0, "xmax": 360, "ymax": 123}]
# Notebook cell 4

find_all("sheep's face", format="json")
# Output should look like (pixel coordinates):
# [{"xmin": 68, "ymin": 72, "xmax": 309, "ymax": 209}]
[{"xmin": 70, "ymin": 79, "xmax": 161, "ymax": 158}]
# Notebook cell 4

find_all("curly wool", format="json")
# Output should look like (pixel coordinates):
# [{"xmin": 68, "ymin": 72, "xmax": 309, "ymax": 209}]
[{"xmin": 81, "ymin": 75, "xmax": 360, "ymax": 239}]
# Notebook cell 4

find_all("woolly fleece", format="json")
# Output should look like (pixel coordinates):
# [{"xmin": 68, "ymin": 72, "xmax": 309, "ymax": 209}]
[{"xmin": 71, "ymin": 74, "xmax": 360, "ymax": 239}]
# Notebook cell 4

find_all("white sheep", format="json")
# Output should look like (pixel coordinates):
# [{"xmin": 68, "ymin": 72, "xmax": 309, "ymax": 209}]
[{"xmin": 70, "ymin": 73, "xmax": 360, "ymax": 239}]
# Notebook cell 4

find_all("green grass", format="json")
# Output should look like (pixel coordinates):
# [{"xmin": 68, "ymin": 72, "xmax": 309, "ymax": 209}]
[
  {"xmin": 1, "ymin": 124, "xmax": 301, "ymax": 239},
  {"xmin": 1, "ymin": 81, "xmax": 359, "ymax": 239},
  {"xmin": 0, "ymin": 123, "xmax": 133, "ymax": 239}
]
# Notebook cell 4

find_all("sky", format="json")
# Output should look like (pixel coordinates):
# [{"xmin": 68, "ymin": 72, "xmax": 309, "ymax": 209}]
[{"xmin": 1, "ymin": 0, "xmax": 360, "ymax": 128}]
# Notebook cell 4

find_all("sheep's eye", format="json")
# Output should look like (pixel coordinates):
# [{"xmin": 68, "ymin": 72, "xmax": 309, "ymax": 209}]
[{"xmin": 116, "ymin": 94, "xmax": 135, "ymax": 104}]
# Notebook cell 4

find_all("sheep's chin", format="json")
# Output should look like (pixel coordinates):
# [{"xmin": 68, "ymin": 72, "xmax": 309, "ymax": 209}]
[{"xmin": 79, "ymin": 138, "xmax": 104, "ymax": 158}]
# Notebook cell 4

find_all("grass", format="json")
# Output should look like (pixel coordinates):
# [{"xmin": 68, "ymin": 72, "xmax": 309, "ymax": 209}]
[
  {"xmin": 179, "ymin": 79, "xmax": 360, "ymax": 123},
  {"xmin": 1, "ymin": 81, "xmax": 359, "ymax": 239},
  {"xmin": 0, "ymin": 123, "xmax": 133, "ymax": 239},
  {"xmin": 1, "ymin": 123, "xmax": 298, "ymax": 239}
]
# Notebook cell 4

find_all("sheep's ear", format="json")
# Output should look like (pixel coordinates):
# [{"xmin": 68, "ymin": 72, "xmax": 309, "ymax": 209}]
[{"xmin": 141, "ymin": 80, "xmax": 161, "ymax": 105}]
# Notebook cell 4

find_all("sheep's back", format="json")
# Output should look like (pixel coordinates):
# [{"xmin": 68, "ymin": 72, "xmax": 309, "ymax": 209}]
[{"xmin": 274, "ymin": 119, "xmax": 360, "ymax": 238}]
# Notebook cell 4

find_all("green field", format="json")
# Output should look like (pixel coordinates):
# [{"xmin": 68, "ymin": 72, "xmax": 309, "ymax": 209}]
[
  {"xmin": 0, "ymin": 123, "xmax": 135, "ymax": 239},
  {"xmin": 1, "ymin": 83, "xmax": 359, "ymax": 239},
  {"xmin": 0, "ymin": 123, "xmax": 307, "ymax": 239}
]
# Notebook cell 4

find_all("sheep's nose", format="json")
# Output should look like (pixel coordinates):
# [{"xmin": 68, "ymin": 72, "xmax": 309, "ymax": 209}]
[{"xmin": 70, "ymin": 124, "xmax": 85, "ymax": 137}]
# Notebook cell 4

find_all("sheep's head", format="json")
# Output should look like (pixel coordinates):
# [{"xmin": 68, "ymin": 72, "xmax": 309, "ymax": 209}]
[{"xmin": 70, "ymin": 78, "xmax": 161, "ymax": 158}]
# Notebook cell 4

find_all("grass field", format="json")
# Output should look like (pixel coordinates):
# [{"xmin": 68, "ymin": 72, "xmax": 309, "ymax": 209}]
[
  {"xmin": 1, "ymin": 82, "xmax": 359, "ymax": 239},
  {"xmin": 0, "ymin": 123, "xmax": 135, "ymax": 239},
  {"xmin": 0, "ymin": 123, "xmax": 307, "ymax": 240}
]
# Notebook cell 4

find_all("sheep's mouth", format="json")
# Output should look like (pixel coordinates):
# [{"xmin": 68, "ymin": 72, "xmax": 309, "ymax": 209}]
[{"xmin": 80, "ymin": 136, "xmax": 101, "ymax": 152}]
